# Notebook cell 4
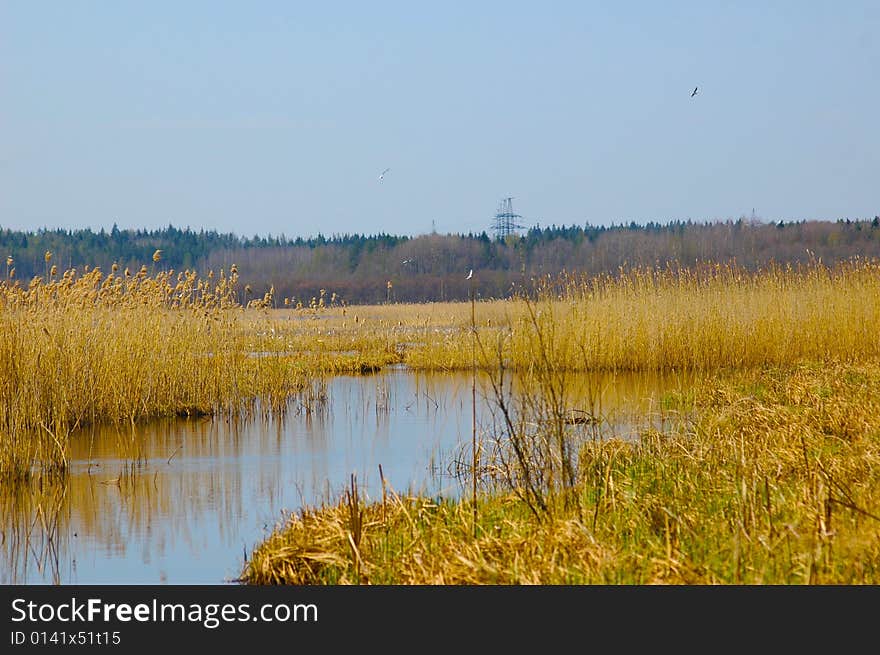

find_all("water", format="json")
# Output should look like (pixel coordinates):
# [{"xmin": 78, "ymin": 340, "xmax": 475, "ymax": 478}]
[{"xmin": 0, "ymin": 367, "xmax": 693, "ymax": 585}]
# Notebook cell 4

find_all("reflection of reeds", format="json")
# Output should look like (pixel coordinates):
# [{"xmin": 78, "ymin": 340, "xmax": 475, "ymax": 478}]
[
  {"xmin": 374, "ymin": 379, "xmax": 390, "ymax": 415},
  {"xmin": 3, "ymin": 414, "xmax": 287, "ymax": 583},
  {"xmin": 0, "ymin": 478, "xmax": 69, "ymax": 584}
]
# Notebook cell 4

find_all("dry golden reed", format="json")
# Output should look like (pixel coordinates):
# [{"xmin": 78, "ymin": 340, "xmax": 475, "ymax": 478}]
[
  {"xmin": 0, "ymin": 264, "xmax": 308, "ymax": 482},
  {"xmin": 252, "ymin": 259, "xmax": 880, "ymax": 375},
  {"xmin": 401, "ymin": 258, "xmax": 880, "ymax": 372}
]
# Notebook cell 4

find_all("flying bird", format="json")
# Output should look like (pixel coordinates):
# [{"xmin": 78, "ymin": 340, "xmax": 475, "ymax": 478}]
[
  {"xmin": 466, "ymin": 269, "xmax": 473, "ymax": 280},
  {"xmin": 691, "ymin": 86, "xmax": 699, "ymax": 98},
  {"xmin": 378, "ymin": 167, "xmax": 390, "ymax": 181}
]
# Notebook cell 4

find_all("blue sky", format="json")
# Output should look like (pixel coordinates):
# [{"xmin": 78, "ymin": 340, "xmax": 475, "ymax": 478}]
[{"xmin": 1, "ymin": 1, "xmax": 878, "ymax": 239}]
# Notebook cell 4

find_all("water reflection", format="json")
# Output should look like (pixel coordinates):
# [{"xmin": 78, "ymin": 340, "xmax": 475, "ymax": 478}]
[{"xmin": 1, "ymin": 368, "xmax": 694, "ymax": 585}]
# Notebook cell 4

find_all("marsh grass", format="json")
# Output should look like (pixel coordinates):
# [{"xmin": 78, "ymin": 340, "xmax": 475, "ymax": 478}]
[
  {"xmin": 254, "ymin": 258, "xmax": 880, "ymax": 376},
  {"xmin": 242, "ymin": 361, "xmax": 880, "ymax": 584},
  {"xmin": 0, "ymin": 264, "xmax": 312, "ymax": 482},
  {"xmin": 540, "ymin": 258, "xmax": 880, "ymax": 372}
]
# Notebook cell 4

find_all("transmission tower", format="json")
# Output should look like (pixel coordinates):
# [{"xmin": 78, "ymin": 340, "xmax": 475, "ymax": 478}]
[{"xmin": 492, "ymin": 197, "xmax": 524, "ymax": 240}]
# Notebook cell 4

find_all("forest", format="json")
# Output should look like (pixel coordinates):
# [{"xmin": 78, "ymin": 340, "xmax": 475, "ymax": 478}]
[{"xmin": 2, "ymin": 216, "xmax": 879, "ymax": 305}]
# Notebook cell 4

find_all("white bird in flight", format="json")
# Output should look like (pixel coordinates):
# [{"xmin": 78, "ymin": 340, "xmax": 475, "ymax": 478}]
[
  {"xmin": 466, "ymin": 269, "xmax": 473, "ymax": 280},
  {"xmin": 378, "ymin": 167, "xmax": 390, "ymax": 181}
]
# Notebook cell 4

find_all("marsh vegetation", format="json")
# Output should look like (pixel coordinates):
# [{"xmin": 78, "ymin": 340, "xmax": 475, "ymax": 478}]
[
  {"xmin": 3, "ymin": 256, "xmax": 880, "ymax": 583},
  {"xmin": 0, "ymin": 258, "xmax": 317, "ymax": 483},
  {"xmin": 240, "ymin": 258, "xmax": 880, "ymax": 584}
]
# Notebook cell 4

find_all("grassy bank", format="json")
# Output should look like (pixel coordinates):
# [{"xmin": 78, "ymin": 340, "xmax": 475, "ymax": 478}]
[{"xmin": 241, "ymin": 362, "xmax": 880, "ymax": 584}]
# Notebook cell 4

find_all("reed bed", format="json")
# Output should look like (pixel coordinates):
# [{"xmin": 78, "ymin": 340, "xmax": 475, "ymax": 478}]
[
  {"xmin": 241, "ymin": 361, "xmax": 880, "ymax": 584},
  {"xmin": 251, "ymin": 258, "xmax": 880, "ymax": 373},
  {"xmin": 401, "ymin": 258, "xmax": 880, "ymax": 371},
  {"xmin": 0, "ymin": 262, "xmax": 311, "ymax": 482}
]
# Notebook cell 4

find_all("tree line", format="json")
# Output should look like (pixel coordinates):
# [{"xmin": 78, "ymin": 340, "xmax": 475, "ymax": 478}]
[{"xmin": 2, "ymin": 217, "xmax": 879, "ymax": 305}]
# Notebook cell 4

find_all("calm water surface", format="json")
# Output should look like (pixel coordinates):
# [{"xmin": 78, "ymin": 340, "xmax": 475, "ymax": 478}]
[{"xmin": 1, "ymin": 367, "xmax": 693, "ymax": 585}]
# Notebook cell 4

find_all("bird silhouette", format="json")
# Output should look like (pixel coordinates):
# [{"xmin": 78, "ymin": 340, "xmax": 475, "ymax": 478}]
[
  {"xmin": 691, "ymin": 86, "xmax": 699, "ymax": 98},
  {"xmin": 378, "ymin": 167, "xmax": 390, "ymax": 181}
]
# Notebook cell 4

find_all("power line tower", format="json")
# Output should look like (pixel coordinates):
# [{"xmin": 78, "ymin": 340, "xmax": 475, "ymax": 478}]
[{"xmin": 491, "ymin": 196, "xmax": 524, "ymax": 240}]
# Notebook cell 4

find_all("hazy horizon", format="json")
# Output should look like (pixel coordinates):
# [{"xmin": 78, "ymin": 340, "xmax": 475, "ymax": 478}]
[{"xmin": 2, "ymin": 2, "xmax": 878, "ymax": 240}]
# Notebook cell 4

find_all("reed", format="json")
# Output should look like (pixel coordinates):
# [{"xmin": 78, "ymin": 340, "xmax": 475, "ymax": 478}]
[
  {"xmin": 251, "ymin": 258, "xmax": 880, "ymax": 375},
  {"xmin": 550, "ymin": 258, "xmax": 880, "ymax": 372},
  {"xmin": 0, "ymin": 264, "xmax": 312, "ymax": 482}
]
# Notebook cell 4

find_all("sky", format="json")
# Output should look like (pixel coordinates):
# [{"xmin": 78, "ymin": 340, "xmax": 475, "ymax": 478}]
[{"xmin": 1, "ymin": 1, "xmax": 878, "ymax": 239}]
